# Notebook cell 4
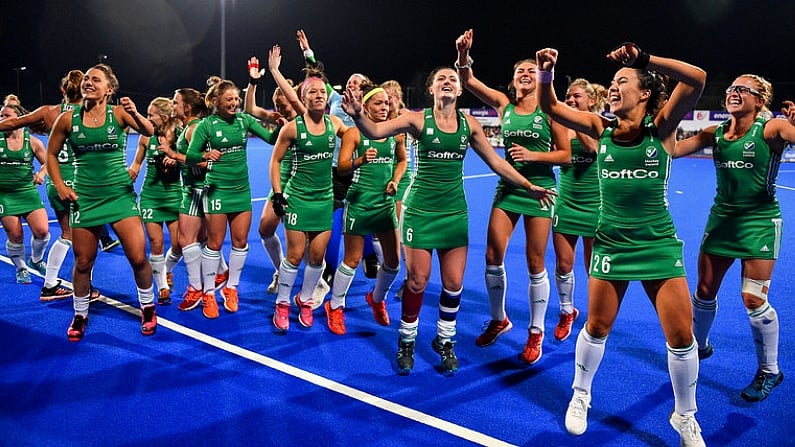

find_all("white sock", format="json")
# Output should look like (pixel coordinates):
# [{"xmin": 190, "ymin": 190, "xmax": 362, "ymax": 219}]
[
  {"xmin": 137, "ymin": 284, "xmax": 155, "ymax": 306},
  {"xmin": 692, "ymin": 293, "xmax": 717, "ymax": 350},
  {"xmin": 399, "ymin": 319, "xmax": 419, "ymax": 343},
  {"xmin": 373, "ymin": 264, "xmax": 399, "ymax": 302},
  {"xmin": 74, "ymin": 294, "xmax": 90, "ymax": 316},
  {"xmin": 182, "ymin": 242, "xmax": 203, "ymax": 290},
  {"xmin": 261, "ymin": 235, "xmax": 283, "ymax": 270},
  {"xmin": 300, "ymin": 263, "xmax": 324, "ymax": 300},
  {"xmin": 485, "ymin": 264, "xmax": 506, "ymax": 321},
  {"xmin": 555, "ymin": 270, "xmax": 575, "ymax": 314},
  {"xmin": 529, "ymin": 269, "xmax": 550, "ymax": 331},
  {"xmin": 667, "ymin": 339, "xmax": 699, "ymax": 416},
  {"xmin": 572, "ymin": 328, "xmax": 607, "ymax": 394},
  {"xmin": 44, "ymin": 237, "xmax": 71, "ymax": 288},
  {"xmin": 165, "ymin": 247, "xmax": 182, "ymax": 272},
  {"xmin": 748, "ymin": 302, "xmax": 780, "ymax": 374},
  {"xmin": 227, "ymin": 244, "xmax": 249, "ymax": 288},
  {"xmin": 217, "ymin": 249, "xmax": 229, "ymax": 274},
  {"xmin": 331, "ymin": 262, "xmax": 356, "ymax": 309},
  {"xmin": 201, "ymin": 247, "xmax": 221, "ymax": 294},
  {"xmin": 276, "ymin": 259, "xmax": 299, "ymax": 304},
  {"xmin": 372, "ymin": 237, "xmax": 384, "ymax": 265},
  {"xmin": 6, "ymin": 240, "xmax": 26, "ymax": 270},
  {"xmin": 30, "ymin": 233, "xmax": 50, "ymax": 263},
  {"xmin": 149, "ymin": 254, "xmax": 166, "ymax": 291}
]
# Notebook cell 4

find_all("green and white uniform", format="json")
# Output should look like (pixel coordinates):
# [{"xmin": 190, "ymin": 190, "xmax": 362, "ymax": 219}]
[
  {"xmin": 591, "ymin": 120, "xmax": 685, "ymax": 280},
  {"xmin": 282, "ymin": 115, "xmax": 336, "ymax": 232},
  {"xmin": 176, "ymin": 118, "xmax": 206, "ymax": 217},
  {"xmin": 396, "ymin": 134, "xmax": 414, "ymax": 202},
  {"xmin": 401, "ymin": 109, "xmax": 470, "ymax": 249},
  {"xmin": 553, "ymin": 137, "xmax": 599, "ymax": 237},
  {"xmin": 494, "ymin": 104, "xmax": 556, "ymax": 217},
  {"xmin": 343, "ymin": 134, "xmax": 398, "ymax": 235},
  {"xmin": 185, "ymin": 112, "xmax": 275, "ymax": 214},
  {"xmin": 67, "ymin": 105, "xmax": 138, "ymax": 228},
  {"xmin": 268, "ymin": 125, "xmax": 294, "ymax": 201},
  {"xmin": 139, "ymin": 134, "xmax": 183, "ymax": 223},
  {"xmin": 701, "ymin": 117, "xmax": 782, "ymax": 259},
  {"xmin": 0, "ymin": 128, "xmax": 43, "ymax": 217},
  {"xmin": 46, "ymin": 103, "xmax": 77, "ymax": 213}
]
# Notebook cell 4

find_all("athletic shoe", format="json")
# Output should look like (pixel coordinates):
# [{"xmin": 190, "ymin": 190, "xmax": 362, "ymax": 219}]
[
  {"xmin": 697, "ymin": 342, "xmax": 714, "ymax": 360},
  {"xmin": 158, "ymin": 288, "xmax": 171, "ymax": 306},
  {"xmin": 141, "ymin": 304, "xmax": 157, "ymax": 336},
  {"xmin": 178, "ymin": 286, "xmax": 203, "ymax": 311},
  {"xmin": 273, "ymin": 302, "xmax": 290, "ymax": 331},
  {"xmin": 366, "ymin": 292, "xmax": 390, "ymax": 326},
  {"xmin": 312, "ymin": 278, "xmax": 330, "ymax": 310},
  {"xmin": 741, "ymin": 370, "xmax": 784, "ymax": 402},
  {"xmin": 554, "ymin": 308, "xmax": 579, "ymax": 341},
  {"xmin": 214, "ymin": 270, "xmax": 229, "ymax": 290},
  {"xmin": 100, "ymin": 238, "xmax": 120, "ymax": 252},
  {"xmin": 565, "ymin": 390, "xmax": 591, "ymax": 435},
  {"xmin": 221, "ymin": 286, "xmax": 238, "ymax": 313},
  {"xmin": 431, "ymin": 336, "xmax": 459, "ymax": 375},
  {"xmin": 669, "ymin": 411, "xmax": 706, "ymax": 447},
  {"xmin": 88, "ymin": 285, "xmax": 102, "ymax": 302},
  {"xmin": 40, "ymin": 280, "xmax": 73, "ymax": 301},
  {"xmin": 362, "ymin": 253, "xmax": 379, "ymax": 279},
  {"xmin": 324, "ymin": 301, "xmax": 346, "ymax": 335},
  {"xmin": 394, "ymin": 281, "xmax": 405, "ymax": 301},
  {"xmin": 202, "ymin": 292, "xmax": 219, "ymax": 319},
  {"xmin": 26, "ymin": 258, "xmax": 46, "ymax": 276},
  {"xmin": 266, "ymin": 272, "xmax": 279, "ymax": 294},
  {"xmin": 16, "ymin": 269, "xmax": 31, "ymax": 284},
  {"xmin": 396, "ymin": 339, "xmax": 415, "ymax": 375},
  {"xmin": 294, "ymin": 293, "xmax": 314, "ymax": 327},
  {"xmin": 521, "ymin": 330, "xmax": 544, "ymax": 364},
  {"xmin": 166, "ymin": 272, "xmax": 174, "ymax": 290},
  {"xmin": 67, "ymin": 314, "xmax": 88, "ymax": 342},
  {"xmin": 475, "ymin": 318, "xmax": 513, "ymax": 347}
]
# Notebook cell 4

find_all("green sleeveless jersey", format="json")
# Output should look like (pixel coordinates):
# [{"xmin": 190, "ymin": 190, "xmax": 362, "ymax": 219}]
[
  {"xmin": 67, "ymin": 105, "xmax": 130, "ymax": 191},
  {"xmin": 499, "ymin": 104, "xmax": 556, "ymax": 191},
  {"xmin": 712, "ymin": 117, "xmax": 781, "ymax": 213},
  {"xmin": 142, "ymin": 134, "xmax": 182, "ymax": 192},
  {"xmin": 176, "ymin": 118, "xmax": 205, "ymax": 188},
  {"xmin": 52, "ymin": 103, "xmax": 78, "ymax": 184},
  {"xmin": 284, "ymin": 115, "xmax": 336, "ymax": 201},
  {"xmin": 0, "ymin": 128, "xmax": 35, "ymax": 191},
  {"xmin": 597, "ymin": 120, "xmax": 675, "ymax": 231},
  {"xmin": 558, "ymin": 137, "xmax": 599, "ymax": 199},
  {"xmin": 186, "ymin": 112, "xmax": 275, "ymax": 189},
  {"xmin": 348, "ymin": 134, "xmax": 396, "ymax": 198},
  {"xmin": 404, "ymin": 109, "xmax": 470, "ymax": 213}
]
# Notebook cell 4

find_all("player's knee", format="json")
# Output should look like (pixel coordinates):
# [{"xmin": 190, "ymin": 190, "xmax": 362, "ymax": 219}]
[{"xmin": 741, "ymin": 277, "xmax": 770, "ymax": 309}]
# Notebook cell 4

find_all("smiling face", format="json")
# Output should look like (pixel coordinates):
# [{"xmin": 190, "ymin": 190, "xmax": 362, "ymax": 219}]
[
  {"xmin": 565, "ymin": 85, "xmax": 595, "ymax": 112},
  {"xmin": 302, "ymin": 78, "xmax": 328, "ymax": 112},
  {"xmin": 214, "ymin": 85, "xmax": 240, "ymax": 118},
  {"xmin": 364, "ymin": 91, "xmax": 390, "ymax": 122},
  {"xmin": 607, "ymin": 67, "xmax": 649, "ymax": 116},
  {"xmin": 273, "ymin": 94, "xmax": 296, "ymax": 120},
  {"xmin": 725, "ymin": 76, "xmax": 764, "ymax": 115},
  {"xmin": 428, "ymin": 68, "xmax": 462, "ymax": 103},
  {"xmin": 512, "ymin": 61, "xmax": 537, "ymax": 94},
  {"xmin": 81, "ymin": 68, "xmax": 112, "ymax": 101}
]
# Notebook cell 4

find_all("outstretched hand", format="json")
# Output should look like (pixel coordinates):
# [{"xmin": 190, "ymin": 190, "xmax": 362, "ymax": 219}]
[
  {"xmin": 535, "ymin": 48, "xmax": 558, "ymax": 72},
  {"xmin": 248, "ymin": 56, "xmax": 265, "ymax": 80},
  {"xmin": 782, "ymin": 100, "xmax": 795, "ymax": 125},
  {"xmin": 268, "ymin": 45, "xmax": 282, "ymax": 72},
  {"xmin": 342, "ymin": 88, "xmax": 363, "ymax": 118},
  {"xmin": 296, "ymin": 29, "xmax": 310, "ymax": 52}
]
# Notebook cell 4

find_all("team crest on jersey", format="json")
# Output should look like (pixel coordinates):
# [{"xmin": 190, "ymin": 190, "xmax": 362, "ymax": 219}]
[
  {"xmin": 533, "ymin": 116, "xmax": 543, "ymax": 124},
  {"xmin": 645, "ymin": 146, "xmax": 657, "ymax": 158},
  {"xmin": 107, "ymin": 126, "xmax": 116, "ymax": 135},
  {"xmin": 460, "ymin": 135, "xmax": 466, "ymax": 143},
  {"xmin": 743, "ymin": 141, "xmax": 756, "ymax": 157},
  {"xmin": 328, "ymin": 135, "xmax": 334, "ymax": 143}
]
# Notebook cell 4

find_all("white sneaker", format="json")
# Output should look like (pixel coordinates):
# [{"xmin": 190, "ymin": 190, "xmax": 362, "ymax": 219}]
[
  {"xmin": 669, "ymin": 411, "xmax": 706, "ymax": 447},
  {"xmin": 312, "ymin": 277, "xmax": 330, "ymax": 310},
  {"xmin": 565, "ymin": 390, "xmax": 591, "ymax": 436},
  {"xmin": 266, "ymin": 272, "xmax": 279, "ymax": 294}
]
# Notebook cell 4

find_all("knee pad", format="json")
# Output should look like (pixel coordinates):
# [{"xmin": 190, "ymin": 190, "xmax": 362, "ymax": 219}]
[{"xmin": 741, "ymin": 277, "xmax": 770, "ymax": 302}]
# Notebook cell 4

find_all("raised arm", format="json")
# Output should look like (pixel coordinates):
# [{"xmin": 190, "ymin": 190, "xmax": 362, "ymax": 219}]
[
  {"xmin": 244, "ymin": 56, "xmax": 277, "ymax": 121},
  {"xmin": 269, "ymin": 45, "xmax": 306, "ymax": 115},
  {"xmin": 673, "ymin": 126, "xmax": 716, "ymax": 159},
  {"xmin": 536, "ymin": 48, "xmax": 605, "ymax": 139},
  {"xmin": 455, "ymin": 29, "xmax": 510, "ymax": 111},
  {"xmin": 0, "ymin": 106, "xmax": 50, "ymax": 132},
  {"xmin": 764, "ymin": 100, "xmax": 795, "ymax": 153},
  {"xmin": 117, "ymin": 97, "xmax": 154, "ymax": 137},
  {"xmin": 342, "ymin": 88, "xmax": 421, "ymax": 139}
]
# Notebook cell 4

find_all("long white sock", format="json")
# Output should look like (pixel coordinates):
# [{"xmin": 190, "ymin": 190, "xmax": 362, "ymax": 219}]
[
  {"xmin": 182, "ymin": 242, "xmax": 202, "ymax": 290},
  {"xmin": 261, "ymin": 235, "xmax": 283, "ymax": 269},
  {"xmin": 218, "ymin": 252, "xmax": 229, "ymax": 274},
  {"xmin": 373, "ymin": 264, "xmax": 399, "ymax": 302},
  {"xmin": 485, "ymin": 264, "xmax": 506, "ymax": 321},
  {"xmin": 692, "ymin": 293, "xmax": 717, "ymax": 350},
  {"xmin": 748, "ymin": 302, "xmax": 780, "ymax": 374},
  {"xmin": 165, "ymin": 247, "xmax": 182, "ymax": 272},
  {"xmin": 74, "ymin": 294, "xmax": 90, "ymax": 316},
  {"xmin": 668, "ymin": 339, "xmax": 699, "ymax": 416},
  {"xmin": 555, "ymin": 270, "xmax": 575, "ymax": 314},
  {"xmin": 6, "ymin": 241, "xmax": 26, "ymax": 270},
  {"xmin": 300, "ymin": 263, "xmax": 324, "ymax": 300},
  {"xmin": 529, "ymin": 269, "xmax": 550, "ymax": 331},
  {"xmin": 201, "ymin": 247, "xmax": 221, "ymax": 294},
  {"xmin": 30, "ymin": 233, "xmax": 50, "ymax": 263},
  {"xmin": 331, "ymin": 262, "xmax": 356, "ymax": 309},
  {"xmin": 44, "ymin": 237, "xmax": 71, "ymax": 288},
  {"xmin": 572, "ymin": 328, "xmax": 607, "ymax": 394},
  {"xmin": 276, "ymin": 259, "xmax": 299, "ymax": 304},
  {"xmin": 137, "ymin": 284, "xmax": 155, "ymax": 306},
  {"xmin": 150, "ymin": 254, "xmax": 166, "ymax": 291},
  {"xmin": 227, "ymin": 244, "xmax": 249, "ymax": 288}
]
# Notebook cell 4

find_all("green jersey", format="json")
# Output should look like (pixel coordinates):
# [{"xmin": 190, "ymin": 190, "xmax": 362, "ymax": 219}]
[
  {"xmin": 498, "ymin": 104, "xmax": 556, "ymax": 191},
  {"xmin": 176, "ymin": 118, "xmax": 205, "ymax": 188},
  {"xmin": 68, "ymin": 105, "xmax": 129, "ymax": 191},
  {"xmin": 0, "ymin": 128, "xmax": 35, "ymax": 191},
  {"xmin": 344, "ymin": 134, "xmax": 398, "ymax": 235}
]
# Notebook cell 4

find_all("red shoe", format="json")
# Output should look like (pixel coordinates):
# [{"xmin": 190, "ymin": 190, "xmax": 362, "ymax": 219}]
[
  {"xmin": 554, "ymin": 308, "xmax": 579, "ymax": 341},
  {"xmin": 221, "ymin": 287, "xmax": 239, "ymax": 313},
  {"xmin": 273, "ymin": 302, "xmax": 290, "ymax": 331},
  {"xmin": 475, "ymin": 318, "xmax": 513, "ymax": 347},
  {"xmin": 141, "ymin": 304, "xmax": 157, "ymax": 336},
  {"xmin": 324, "ymin": 301, "xmax": 346, "ymax": 335},
  {"xmin": 202, "ymin": 292, "xmax": 219, "ymax": 319},
  {"xmin": 366, "ymin": 292, "xmax": 390, "ymax": 326},
  {"xmin": 178, "ymin": 286, "xmax": 203, "ymax": 311},
  {"xmin": 158, "ymin": 288, "xmax": 171, "ymax": 306},
  {"xmin": 214, "ymin": 270, "xmax": 229, "ymax": 289},
  {"xmin": 294, "ymin": 293, "xmax": 314, "ymax": 327},
  {"xmin": 67, "ymin": 314, "xmax": 88, "ymax": 342},
  {"xmin": 40, "ymin": 280, "xmax": 73, "ymax": 301},
  {"xmin": 521, "ymin": 330, "xmax": 544, "ymax": 365}
]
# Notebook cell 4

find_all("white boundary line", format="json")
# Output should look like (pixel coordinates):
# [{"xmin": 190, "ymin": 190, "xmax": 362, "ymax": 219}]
[{"xmin": 0, "ymin": 254, "xmax": 515, "ymax": 447}]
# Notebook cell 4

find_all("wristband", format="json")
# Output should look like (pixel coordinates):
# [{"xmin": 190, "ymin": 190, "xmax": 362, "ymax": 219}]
[
  {"xmin": 303, "ymin": 49, "xmax": 315, "ymax": 61},
  {"xmin": 454, "ymin": 56, "xmax": 474, "ymax": 70},
  {"xmin": 629, "ymin": 47, "xmax": 650, "ymax": 69},
  {"xmin": 248, "ymin": 76, "xmax": 259, "ymax": 86},
  {"xmin": 537, "ymin": 70, "xmax": 554, "ymax": 84}
]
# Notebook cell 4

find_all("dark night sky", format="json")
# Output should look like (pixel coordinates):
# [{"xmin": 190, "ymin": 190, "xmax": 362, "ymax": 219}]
[{"xmin": 2, "ymin": 0, "xmax": 794, "ymax": 112}]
